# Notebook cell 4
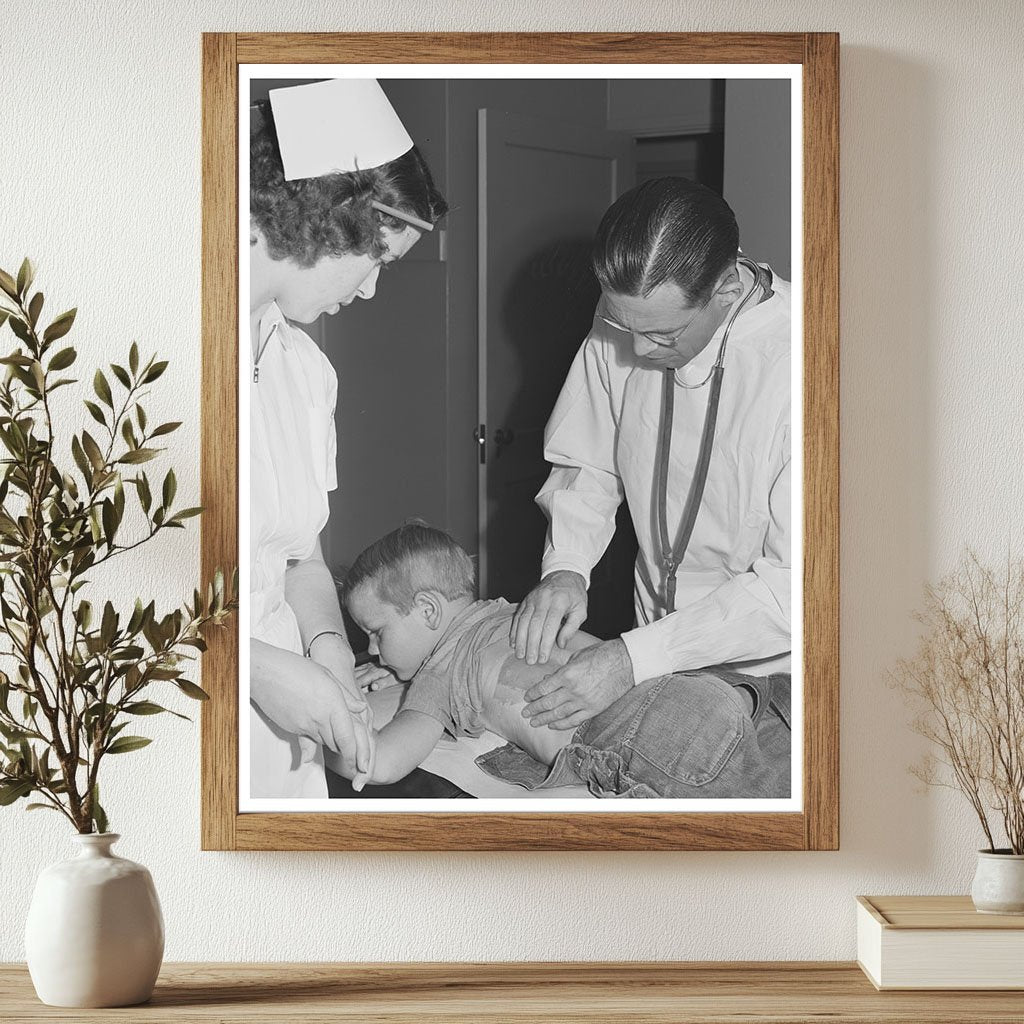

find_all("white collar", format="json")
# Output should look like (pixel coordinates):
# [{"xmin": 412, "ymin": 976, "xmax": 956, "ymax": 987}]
[
  {"xmin": 255, "ymin": 301, "xmax": 293, "ymax": 353},
  {"xmin": 674, "ymin": 322, "xmax": 724, "ymax": 387},
  {"xmin": 673, "ymin": 262, "xmax": 774, "ymax": 387}
]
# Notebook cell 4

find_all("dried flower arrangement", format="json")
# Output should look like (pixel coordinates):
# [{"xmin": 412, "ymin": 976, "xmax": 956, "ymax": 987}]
[{"xmin": 895, "ymin": 552, "xmax": 1024, "ymax": 854}]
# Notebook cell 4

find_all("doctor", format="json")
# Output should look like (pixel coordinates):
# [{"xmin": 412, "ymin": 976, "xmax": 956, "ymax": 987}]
[
  {"xmin": 512, "ymin": 177, "xmax": 791, "ymax": 730},
  {"xmin": 249, "ymin": 79, "xmax": 448, "ymax": 797}
]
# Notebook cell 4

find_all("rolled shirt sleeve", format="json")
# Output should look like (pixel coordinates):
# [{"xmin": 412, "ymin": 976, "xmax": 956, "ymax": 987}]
[
  {"xmin": 535, "ymin": 270, "xmax": 792, "ymax": 682},
  {"xmin": 536, "ymin": 327, "xmax": 624, "ymax": 589},
  {"xmin": 622, "ymin": 423, "xmax": 792, "ymax": 682}
]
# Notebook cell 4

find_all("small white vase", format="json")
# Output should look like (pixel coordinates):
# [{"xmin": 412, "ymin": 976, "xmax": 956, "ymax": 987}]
[
  {"xmin": 970, "ymin": 849, "xmax": 1024, "ymax": 915},
  {"xmin": 24, "ymin": 833, "xmax": 164, "ymax": 1007}
]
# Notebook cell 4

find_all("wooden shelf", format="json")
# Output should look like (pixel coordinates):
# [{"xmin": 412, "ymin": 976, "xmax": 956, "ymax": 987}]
[{"xmin": 3, "ymin": 962, "xmax": 1024, "ymax": 1022}]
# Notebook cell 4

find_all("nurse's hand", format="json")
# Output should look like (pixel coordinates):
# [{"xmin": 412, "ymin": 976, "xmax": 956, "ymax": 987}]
[
  {"xmin": 279, "ymin": 662, "xmax": 371, "ymax": 772},
  {"xmin": 250, "ymin": 640, "xmax": 373, "ymax": 783},
  {"xmin": 521, "ymin": 638, "xmax": 634, "ymax": 730},
  {"xmin": 309, "ymin": 649, "xmax": 375, "ymax": 790},
  {"xmin": 511, "ymin": 570, "xmax": 588, "ymax": 665}
]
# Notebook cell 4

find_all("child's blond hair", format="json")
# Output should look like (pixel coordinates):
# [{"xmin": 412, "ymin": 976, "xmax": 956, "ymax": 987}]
[{"xmin": 344, "ymin": 521, "xmax": 475, "ymax": 614}]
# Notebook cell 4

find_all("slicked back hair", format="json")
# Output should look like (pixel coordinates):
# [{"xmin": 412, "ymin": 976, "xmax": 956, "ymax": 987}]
[
  {"xmin": 592, "ymin": 177, "xmax": 739, "ymax": 305},
  {"xmin": 344, "ymin": 522, "xmax": 476, "ymax": 615}
]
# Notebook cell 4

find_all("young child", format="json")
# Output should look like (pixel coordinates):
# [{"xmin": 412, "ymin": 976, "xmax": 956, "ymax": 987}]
[{"xmin": 328, "ymin": 523, "xmax": 790, "ymax": 798}]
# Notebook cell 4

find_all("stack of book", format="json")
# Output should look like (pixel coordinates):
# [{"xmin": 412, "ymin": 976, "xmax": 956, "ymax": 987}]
[{"xmin": 857, "ymin": 895, "xmax": 1024, "ymax": 990}]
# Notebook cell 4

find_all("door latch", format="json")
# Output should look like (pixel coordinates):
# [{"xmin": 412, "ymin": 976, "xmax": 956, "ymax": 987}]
[{"xmin": 474, "ymin": 423, "xmax": 486, "ymax": 464}]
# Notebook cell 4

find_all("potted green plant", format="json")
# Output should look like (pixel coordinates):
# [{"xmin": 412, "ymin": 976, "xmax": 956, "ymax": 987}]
[
  {"xmin": 895, "ymin": 552, "xmax": 1024, "ymax": 914},
  {"xmin": 0, "ymin": 259, "xmax": 236, "ymax": 1005}
]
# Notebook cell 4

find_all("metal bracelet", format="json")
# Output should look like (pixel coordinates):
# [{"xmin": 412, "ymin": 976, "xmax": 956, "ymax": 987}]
[{"xmin": 304, "ymin": 630, "xmax": 348, "ymax": 659}]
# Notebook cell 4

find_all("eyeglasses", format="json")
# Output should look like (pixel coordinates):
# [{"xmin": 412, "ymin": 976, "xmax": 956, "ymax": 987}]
[{"xmin": 597, "ymin": 290, "xmax": 714, "ymax": 348}]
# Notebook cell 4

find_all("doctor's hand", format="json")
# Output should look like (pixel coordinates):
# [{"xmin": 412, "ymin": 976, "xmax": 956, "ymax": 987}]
[
  {"xmin": 511, "ymin": 570, "xmax": 589, "ymax": 665},
  {"xmin": 521, "ymin": 638, "xmax": 634, "ymax": 730}
]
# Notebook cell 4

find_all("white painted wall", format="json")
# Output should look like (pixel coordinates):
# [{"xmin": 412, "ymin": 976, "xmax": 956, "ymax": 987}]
[{"xmin": 2, "ymin": 0, "xmax": 1022, "ymax": 962}]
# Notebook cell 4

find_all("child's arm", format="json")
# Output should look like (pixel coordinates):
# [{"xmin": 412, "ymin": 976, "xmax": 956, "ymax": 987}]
[{"xmin": 325, "ymin": 709, "xmax": 445, "ymax": 789}]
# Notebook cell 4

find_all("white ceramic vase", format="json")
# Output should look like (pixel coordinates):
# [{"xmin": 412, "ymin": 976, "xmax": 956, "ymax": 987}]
[
  {"xmin": 24, "ymin": 833, "xmax": 164, "ymax": 1007},
  {"xmin": 970, "ymin": 849, "xmax": 1024, "ymax": 915}
]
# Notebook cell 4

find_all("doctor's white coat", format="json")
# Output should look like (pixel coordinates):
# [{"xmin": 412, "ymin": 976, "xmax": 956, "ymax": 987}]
[{"xmin": 537, "ymin": 267, "xmax": 792, "ymax": 684}]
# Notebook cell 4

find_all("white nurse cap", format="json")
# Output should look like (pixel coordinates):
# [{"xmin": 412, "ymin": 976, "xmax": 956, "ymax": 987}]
[{"xmin": 269, "ymin": 78, "xmax": 414, "ymax": 181}]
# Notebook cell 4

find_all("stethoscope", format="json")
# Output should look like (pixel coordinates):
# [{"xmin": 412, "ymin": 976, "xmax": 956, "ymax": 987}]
[{"xmin": 655, "ymin": 256, "xmax": 772, "ymax": 617}]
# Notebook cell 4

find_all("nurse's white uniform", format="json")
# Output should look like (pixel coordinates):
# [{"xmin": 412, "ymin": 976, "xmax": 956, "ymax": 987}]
[
  {"xmin": 250, "ymin": 302, "xmax": 338, "ymax": 798},
  {"xmin": 537, "ymin": 265, "xmax": 792, "ymax": 684}
]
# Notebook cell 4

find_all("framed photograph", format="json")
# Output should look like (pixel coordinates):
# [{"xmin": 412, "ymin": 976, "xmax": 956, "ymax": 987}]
[{"xmin": 201, "ymin": 33, "xmax": 838, "ymax": 851}]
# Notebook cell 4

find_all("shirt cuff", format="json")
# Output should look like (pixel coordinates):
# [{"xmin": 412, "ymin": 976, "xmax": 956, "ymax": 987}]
[
  {"xmin": 540, "ymin": 554, "xmax": 593, "ymax": 590},
  {"xmin": 621, "ymin": 623, "xmax": 674, "ymax": 686}
]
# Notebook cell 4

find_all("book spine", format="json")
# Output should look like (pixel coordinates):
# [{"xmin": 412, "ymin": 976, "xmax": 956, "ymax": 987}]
[{"xmin": 855, "ymin": 903, "xmax": 883, "ymax": 989}]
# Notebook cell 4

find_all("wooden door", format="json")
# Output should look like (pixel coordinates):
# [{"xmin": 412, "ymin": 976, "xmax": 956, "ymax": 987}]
[{"xmin": 478, "ymin": 110, "xmax": 633, "ymax": 602}]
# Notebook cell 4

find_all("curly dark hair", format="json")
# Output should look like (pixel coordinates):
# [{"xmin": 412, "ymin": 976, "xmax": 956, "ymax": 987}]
[{"xmin": 250, "ymin": 101, "xmax": 448, "ymax": 268}]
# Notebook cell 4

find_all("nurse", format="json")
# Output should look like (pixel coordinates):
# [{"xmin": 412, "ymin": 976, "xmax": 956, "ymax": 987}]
[
  {"xmin": 512, "ymin": 177, "xmax": 791, "ymax": 730},
  {"xmin": 249, "ymin": 79, "xmax": 448, "ymax": 797}
]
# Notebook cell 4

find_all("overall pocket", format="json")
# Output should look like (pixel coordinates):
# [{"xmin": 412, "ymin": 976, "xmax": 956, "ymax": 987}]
[{"xmin": 620, "ymin": 673, "xmax": 746, "ymax": 788}]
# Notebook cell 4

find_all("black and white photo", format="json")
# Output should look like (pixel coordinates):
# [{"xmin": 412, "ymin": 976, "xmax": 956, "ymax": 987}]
[{"xmin": 239, "ymin": 66, "xmax": 801, "ymax": 812}]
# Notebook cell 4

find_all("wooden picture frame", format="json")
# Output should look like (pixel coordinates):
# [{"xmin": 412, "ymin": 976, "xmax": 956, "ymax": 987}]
[{"xmin": 201, "ymin": 32, "xmax": 838, "ymax": 851}]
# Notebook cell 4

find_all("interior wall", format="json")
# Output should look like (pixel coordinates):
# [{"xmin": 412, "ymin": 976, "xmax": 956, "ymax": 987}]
[
  {"xmin": 2, "ymin": 0, "xmax": 1023, "ymax": 963},
  {"xmin": 607, "ymin": 78, "xmax": 723, "ymax": 134},
  {"xmin": 722, "ymin": 79, "xmax": 792, "ymax": 277},
  {"xmin": 322, "ymin": 79, "xmax": 451, "ymax": 574}
]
